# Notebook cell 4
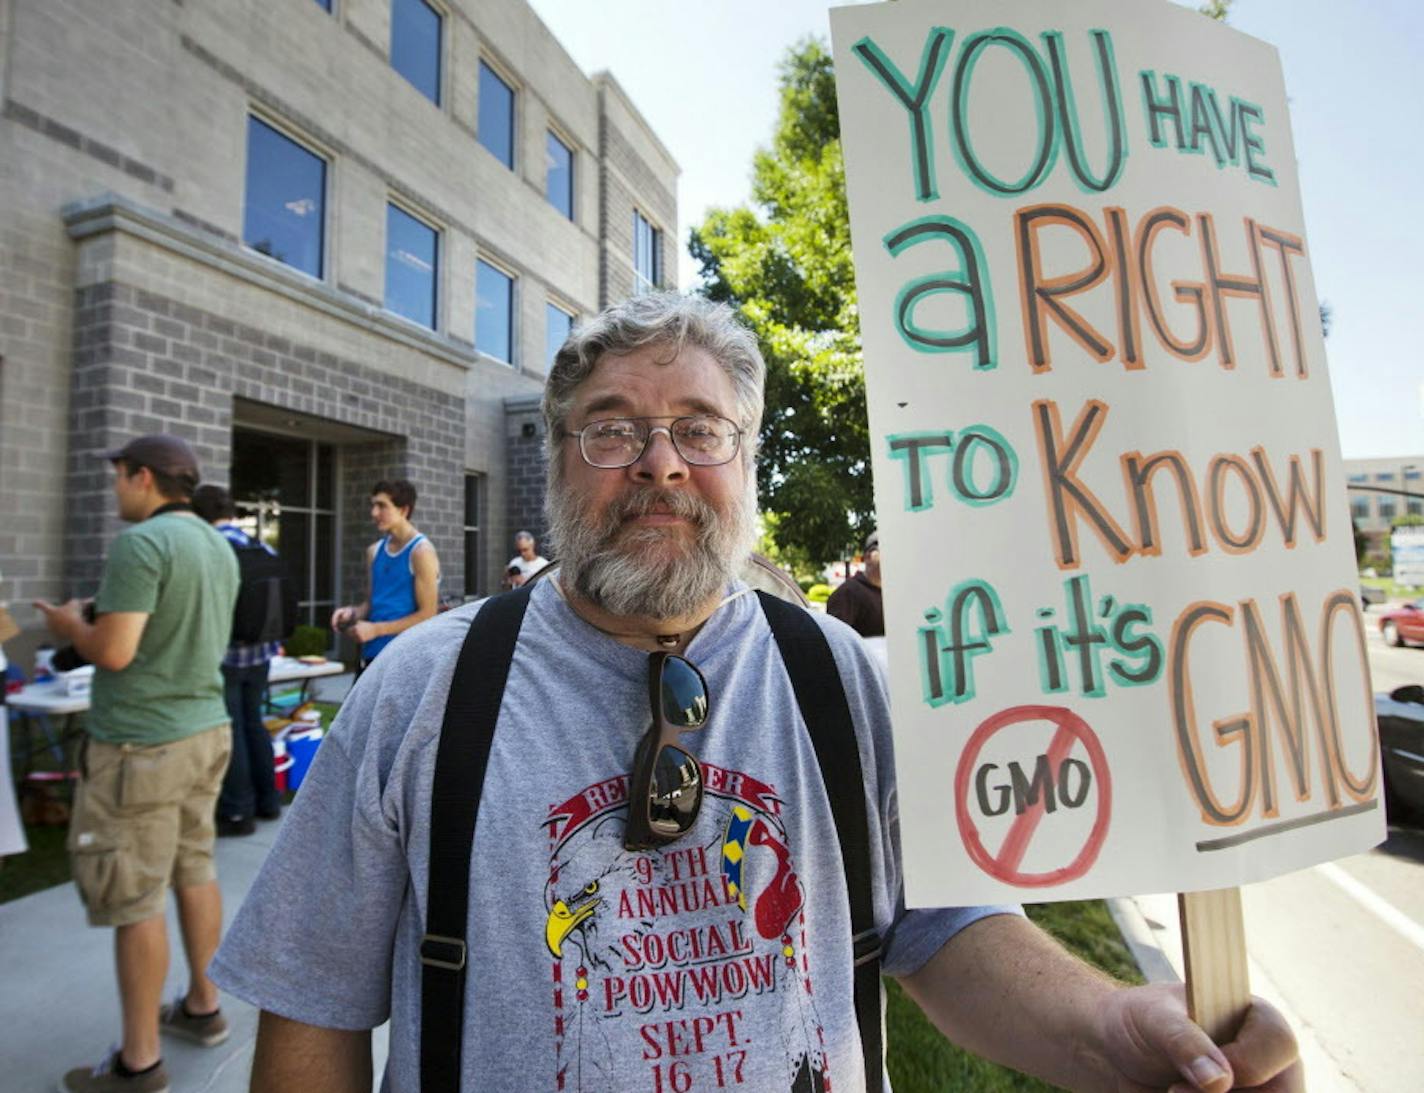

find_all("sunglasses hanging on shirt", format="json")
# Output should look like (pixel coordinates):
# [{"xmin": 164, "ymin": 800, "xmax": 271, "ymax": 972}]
[{"xmin": 624, "ymin": 653, "xmax": 710, "ymax": 851}]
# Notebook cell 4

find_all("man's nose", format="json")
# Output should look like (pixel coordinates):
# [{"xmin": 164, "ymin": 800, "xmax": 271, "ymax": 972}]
[{"xmin": 630, "ymin": 426, "xmax": 689, "ymax": 483}]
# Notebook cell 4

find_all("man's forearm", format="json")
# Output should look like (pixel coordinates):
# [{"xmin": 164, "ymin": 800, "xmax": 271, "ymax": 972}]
[
  {"xmin": 371, "ymin": 603, "xmax": 436, "ymax": 638},
  {"xmin": 251, "ymin": 1010, "xmax": 372, "ymax": 1093},
  {"xmin": 899, "ymin": 913, "xmax": 1119, "ymax": 1091}
]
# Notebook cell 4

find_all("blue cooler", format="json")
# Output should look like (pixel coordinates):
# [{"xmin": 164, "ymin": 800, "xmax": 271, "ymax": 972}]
[{"xmin": 286, "ymin": 729, "xmax": 324, "ymax": 792}]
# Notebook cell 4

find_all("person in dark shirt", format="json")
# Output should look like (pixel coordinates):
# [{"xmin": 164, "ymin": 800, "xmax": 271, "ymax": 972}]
[{"xmin": 826, "ymin": 529, "xmax": 883, "ymax": 637}]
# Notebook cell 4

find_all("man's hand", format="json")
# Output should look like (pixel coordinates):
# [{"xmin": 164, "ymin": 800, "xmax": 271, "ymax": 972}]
[
  {"xmin": 350, "ymin": 620, "xmax": 380, "ymax": 645},
  {"xmin": 330, "ymin": 605, "xmax": 356, "ymax": 632},
  {"xmin": 901, "ymin": 915, "xmax": 1302, "ymax": 1093},
  {"xmin": 32, "ymin": 601, "xmax": 147, "ymax": 671},
  {"xmin": 1097, "ymin": 984, "xmax": 1302, "ymax": 1092},
  {"xmin": 33, "ymin": 598, "xmax": 85, "ymax": 641}
]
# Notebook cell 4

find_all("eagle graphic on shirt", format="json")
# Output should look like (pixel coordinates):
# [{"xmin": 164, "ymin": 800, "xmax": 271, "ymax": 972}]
[{"xmin": 541, "ymin": 764, "xmax": 831, "ymax": 1092}]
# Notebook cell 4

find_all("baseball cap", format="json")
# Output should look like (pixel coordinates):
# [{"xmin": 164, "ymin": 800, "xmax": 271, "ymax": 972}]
[
  {"xmin": 864, "ymin": 529, "xmax": 879, "ymax": 552},
  {"xmin": 104, "ymin": 434, "xmax": 201, "ymax": 487}
]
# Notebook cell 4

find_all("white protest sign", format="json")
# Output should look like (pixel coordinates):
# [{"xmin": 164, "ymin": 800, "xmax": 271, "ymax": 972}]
[{"xmin": 830, "ymin": 0, "xmax": 1385, "ymax": 906}]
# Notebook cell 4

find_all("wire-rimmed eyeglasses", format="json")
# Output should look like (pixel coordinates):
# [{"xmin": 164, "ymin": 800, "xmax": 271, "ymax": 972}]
[{"xmin": 563, "ymin": 415, "xmax": 742, "ymax": 469}]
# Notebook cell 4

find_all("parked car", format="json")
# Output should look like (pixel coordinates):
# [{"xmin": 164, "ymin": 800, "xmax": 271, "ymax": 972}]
[
  {"xmin": 1377, "ymin": 684, "xmax": 1424, "ymax": 821},
  {"xmin": 1379, "ymin": 599, "xmax": 1424, "ymax": 647}
]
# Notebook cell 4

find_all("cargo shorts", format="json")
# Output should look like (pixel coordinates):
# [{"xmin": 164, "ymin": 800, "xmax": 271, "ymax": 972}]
[{"xmin": 67, "ymin": 723, "xmax": 232, "ymax": 927}]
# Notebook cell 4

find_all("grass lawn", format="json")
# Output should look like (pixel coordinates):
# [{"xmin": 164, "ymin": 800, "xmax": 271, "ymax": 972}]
[
  {"xmin": 5, "ymin": 700, "xmax": 1149, "ymax": 1090},
  {"xmin": 1362, "ymin": 575, "xmax": 1424, "ymax": 601}
]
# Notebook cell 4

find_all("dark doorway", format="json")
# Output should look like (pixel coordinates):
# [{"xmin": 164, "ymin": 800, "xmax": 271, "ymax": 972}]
[{"xmin": 230, "ymin": 427, "xmax": 337, "ymax": 630}]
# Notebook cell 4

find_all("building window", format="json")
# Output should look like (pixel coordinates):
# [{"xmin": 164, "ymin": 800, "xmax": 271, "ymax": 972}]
[
  {"xmin": 1379, "ymin": 500, "xmax": 1396, "ymax": 519},
  {"xmin": 391, "ymin": 0, "xmax": 442, "ymax": 105},
  {"xmin": 546, "ymin": 131, "xmax": 573, "ymax": 219},
  {"xmin": 1409, "ymin": 499, "xmax": 1423, "ymax": 517},
  {"xmin": 476, "ymin": 259, "xmax": 514, "ymax": 362},
  {"xmin": 1350, "ymin": 498, "xmax": 1370, "ymax": 521},
  {"xmin": 1376, "ymin": 472, "xmax": 1397, "ymax": 482},
  {"xmin": 385, "ymin": 204, "xmax": 439, "ymax": 329},
  {"xmin": 546, "ymin": 303, "xmax": 574, "ymax": 370},
  {"xmin": 633, "ymin": 210, "xmax": 661, "ymax": 293},
  {"xmin": 464, "ymin": 473, "xmax": 484, "ymax": 597},
  {"xmin": 243, "ymin": 117, "xmax": 326, "ymax": 279},
  {"xmin": 1347, "ymin": 474, "xmax": 1367, "ymax": 484},
  {"xmin": 478, "ymin": 62, "xmax": 515, "ymax": 169}
]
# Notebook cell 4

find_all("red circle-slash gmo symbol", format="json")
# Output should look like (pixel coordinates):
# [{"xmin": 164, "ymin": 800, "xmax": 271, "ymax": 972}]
[{"xmin": 954, "ymin": 705, "xmax": 1112, "ymax": 887}]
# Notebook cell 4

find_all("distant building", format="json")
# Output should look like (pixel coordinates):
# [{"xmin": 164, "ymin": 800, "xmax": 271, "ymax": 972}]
[
  {"xmin": 0, "ymin": 0, "xmax": 677, "ymax": 652},
  {"xmin": 1344, "ymin": 455, "xmax": 1424, "ymax": 549}
]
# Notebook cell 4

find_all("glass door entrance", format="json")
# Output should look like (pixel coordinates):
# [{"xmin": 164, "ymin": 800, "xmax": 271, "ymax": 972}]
[{"xmin": 230, "ymin": 427, "xmax": 337, "ymax": 631}]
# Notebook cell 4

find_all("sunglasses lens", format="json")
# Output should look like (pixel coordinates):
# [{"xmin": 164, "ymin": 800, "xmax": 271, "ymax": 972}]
[
  {"xmin": 647, "ymin": 745, "xmax": 703, "ymax": 834},
  {"xmin": 660, "ymin": 657, "xmax": 708, "ymax": 728}
]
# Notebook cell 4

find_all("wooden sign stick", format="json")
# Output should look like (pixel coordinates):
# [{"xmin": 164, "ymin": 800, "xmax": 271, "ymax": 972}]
[{"xmin": 1178, "ymin": 888, "xmax": 1251, "ymax": 1043}]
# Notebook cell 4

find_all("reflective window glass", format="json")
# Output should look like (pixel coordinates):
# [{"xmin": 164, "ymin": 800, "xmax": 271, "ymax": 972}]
[
  {"xmin": 392, "ymin": 0, "xmax": 441, "ymax": 105},
  {"xmin": 546, "ymin": 131, "xmax": 573, "ymax": 219},
  {"xmin": 386, "ymin": 204, "xmax": 439, "ymax": 329},
  {"xmin": 546, "ymin": 303, "xmax": 573, "ymax": 370},
  {"xmin": 243, "ymin": 117, "xmax": 326, "ymax": 278},
  {"xmin": 464, "ymin": 473, "xmax": 483, "ymax": 597},
  {"xmin": 633, "ymin": 210, "xmax": 661, "ymax": 293},
  {"xmin": 476, "ymin": 260, "xmax": 513, "ymax": 362},
  {"xmin": 478, "ymin": 62, "xmax": 515, "ymax": 169}
]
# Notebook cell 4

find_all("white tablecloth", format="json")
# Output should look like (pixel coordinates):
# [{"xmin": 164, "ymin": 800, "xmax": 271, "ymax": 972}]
[{"xmin": 1, "ymin": 651, "xmax": 29, "ymax": 856}]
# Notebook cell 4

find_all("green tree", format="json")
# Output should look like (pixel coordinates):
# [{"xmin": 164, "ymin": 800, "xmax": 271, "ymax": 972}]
[{"xmin": 690, "ymin": 39, "xmax": 871, "ymax": 565}]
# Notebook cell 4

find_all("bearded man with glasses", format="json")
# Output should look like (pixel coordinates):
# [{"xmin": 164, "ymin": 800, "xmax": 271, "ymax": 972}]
[{"xmin": 214, "ymin": 294, "xmax": 1300, "ymax": 1093}]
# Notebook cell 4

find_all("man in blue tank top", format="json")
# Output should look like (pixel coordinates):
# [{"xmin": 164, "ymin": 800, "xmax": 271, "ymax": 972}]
[{"xmin": 330, "ymin": 479, "xmax": 440, "ymax": 666}]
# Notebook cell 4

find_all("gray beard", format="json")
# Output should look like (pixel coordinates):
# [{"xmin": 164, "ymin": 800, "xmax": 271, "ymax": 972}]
[{"xmin": 547, "ymin": 477, "xmax": 757, "ymax": 621}]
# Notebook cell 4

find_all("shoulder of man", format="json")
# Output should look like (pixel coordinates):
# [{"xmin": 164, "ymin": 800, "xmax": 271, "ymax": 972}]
[
  {"xmin": 750, "ymin": 590, "xmax": 873, "ymax": 679},
  {"xmin": 101, "ymin": 520, "xmax": 165, "ymax": 573},
  {"xmin": 330, "ymin": 597, "xmax": 488, "ymax": 758}
]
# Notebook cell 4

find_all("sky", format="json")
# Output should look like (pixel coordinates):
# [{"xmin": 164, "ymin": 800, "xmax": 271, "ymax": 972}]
[{"xmin": 529, "ymin": 0, "xmax": 1423, "ymax": 459}]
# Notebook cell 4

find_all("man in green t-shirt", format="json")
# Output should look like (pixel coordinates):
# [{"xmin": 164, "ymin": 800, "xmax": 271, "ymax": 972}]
[{"xmin": 35, "ymin": 434, "xmax": 240, "ymax": 1093}]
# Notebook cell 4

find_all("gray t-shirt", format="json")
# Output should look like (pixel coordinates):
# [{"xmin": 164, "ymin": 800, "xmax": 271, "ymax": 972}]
[{"xmin": 213, "ymin": 581, "xmax": 1017, "ymax": 1092}]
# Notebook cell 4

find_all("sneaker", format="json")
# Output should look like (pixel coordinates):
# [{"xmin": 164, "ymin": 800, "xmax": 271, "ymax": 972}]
[
  {"xmin": 59, "ymin": 1047, "xmax": 170, "ymax": 1093},
  {"xmin": 215, "ymin": 815, "xmax": 256, "ymax": 837},
  {"xmin": 158, "ymin": 994, "xmax": 230, "ymax": 1047}
]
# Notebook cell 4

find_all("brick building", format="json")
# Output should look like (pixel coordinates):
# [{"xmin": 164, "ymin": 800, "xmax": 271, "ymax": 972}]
[{"xmin": 0, "ymin": 0, "xmax": 677, "ymax": 656}]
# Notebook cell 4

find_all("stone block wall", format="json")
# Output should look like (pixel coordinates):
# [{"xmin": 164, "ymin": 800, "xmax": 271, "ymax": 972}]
[
  {"xmin": 504, "ymin": 394, "xmax": 550, "ymax": 559},
  {"xmin": 63, "ymin": 280, "xmax": 465, "ymax": 601}
]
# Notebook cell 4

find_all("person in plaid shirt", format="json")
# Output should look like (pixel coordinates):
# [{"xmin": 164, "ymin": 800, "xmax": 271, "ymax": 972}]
[{"xmin": 193, "ymin": 485, "xmax": 283, "ymax": 837}]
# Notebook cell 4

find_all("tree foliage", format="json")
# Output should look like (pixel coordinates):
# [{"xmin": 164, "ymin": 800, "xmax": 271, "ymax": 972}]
[{"xmin": 690, "ymin": 39, "xmax": 871, "ymax": 565}]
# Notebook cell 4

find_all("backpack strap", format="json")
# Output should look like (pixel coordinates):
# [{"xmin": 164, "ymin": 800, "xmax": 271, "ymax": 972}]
[
  {"xmin": 755, "ymin": 591, "xmax": 884, "ymax": 1092},
  {"xmin": 420, "ymin": 583, "xmax": 533, "ymax": 1093}
]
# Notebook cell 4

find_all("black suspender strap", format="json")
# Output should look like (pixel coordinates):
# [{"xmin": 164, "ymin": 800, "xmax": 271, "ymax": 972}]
[
  {"xmin": 755, "ymin": 591, "xmax": 884, "ymax": 1093},
  {"xmin": 420, "ymin": 584, "xmax": 532, "ymax": 1093}
]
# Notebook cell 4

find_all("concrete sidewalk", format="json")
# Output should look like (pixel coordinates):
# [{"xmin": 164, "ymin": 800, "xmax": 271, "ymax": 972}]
[{"xmin": 0, "ymin": 812, "xmax": 391, "ymax": 1093}]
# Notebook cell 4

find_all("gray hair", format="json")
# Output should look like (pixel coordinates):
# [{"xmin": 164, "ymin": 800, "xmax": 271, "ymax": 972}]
[{"xmin": 542, "ymin": 293, "xmax": 766, "ymax": 467}]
